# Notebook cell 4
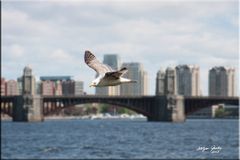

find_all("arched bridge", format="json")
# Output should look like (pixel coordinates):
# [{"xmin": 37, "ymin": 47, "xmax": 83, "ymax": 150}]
[
  {"xmin": 184, "ymin": 96, "xmax": 238, "ymax": 115},
  {"xmin": 1, "ymin": 95, "xmax": 239, "ymax": 122},
  {"xmin": 42, "ymin": 96, "xmax": 155, "ymax": 117},
  {"xmin": 1, "ymin": 96, "xmax": 14, "ymax": 117}
]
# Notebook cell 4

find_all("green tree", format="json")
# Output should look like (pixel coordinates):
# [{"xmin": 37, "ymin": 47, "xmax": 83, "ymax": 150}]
[
  {"xmin": 215, "ymin": 108, "xmax": 226, "ymax": 118},
  {"xmin": 117, "ymin": 108, "xmax": 136, "ymax": 115},
  {"xmin": 99, "ymin": 104, "xmax": 110, "ymax": 113}
]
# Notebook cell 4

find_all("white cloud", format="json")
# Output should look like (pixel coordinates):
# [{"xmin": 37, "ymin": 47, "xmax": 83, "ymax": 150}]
[
  {"xmin": 2, "ymin": 9, "xmax": 28, "ymax": 27},
  {"xmin": 9, "ymin": 44, "xmax": 25, "ymax": 57},
  {"xmin": 50, "ymin": 49, "xmax": 73, "ymax": 62}
]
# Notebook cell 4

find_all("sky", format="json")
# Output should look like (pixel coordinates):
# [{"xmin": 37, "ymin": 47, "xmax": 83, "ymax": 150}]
[{"xmin": 2, "ymin": 0, "xmax": 239, "ymax": 95}]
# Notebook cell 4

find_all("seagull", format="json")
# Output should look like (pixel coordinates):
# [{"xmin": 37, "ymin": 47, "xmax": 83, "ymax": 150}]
[{"xmin": 84, "ymin": 50, "xmax": 137, "ymax": 87}]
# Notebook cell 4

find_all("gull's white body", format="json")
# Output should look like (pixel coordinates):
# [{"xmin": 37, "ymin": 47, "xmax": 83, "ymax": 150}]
[
  {"xmin": 84, "ymin": 51, "xmax": 137, "ymax": 87},
  {"xmin": 96, "ymin": 76, "xmax": 134, "ymax": 87}
]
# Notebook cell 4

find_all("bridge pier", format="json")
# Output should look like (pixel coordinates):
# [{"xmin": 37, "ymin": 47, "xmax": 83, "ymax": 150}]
[
  {"xmin": 12, "ymin": 95, "xmax": 43, "ymax": 122},
  {"xmin": 169, "ymin": 95, "xmax": 185, "ymax": 122},
  {"xmin": 148, "ymin": 95, "xmax": 185, "ymax": 122}
]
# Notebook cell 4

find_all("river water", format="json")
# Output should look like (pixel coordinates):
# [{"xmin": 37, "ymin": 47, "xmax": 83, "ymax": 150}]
[{"xmin": 1, "ymin": 119, "xmax": 239, "ymax": 159}]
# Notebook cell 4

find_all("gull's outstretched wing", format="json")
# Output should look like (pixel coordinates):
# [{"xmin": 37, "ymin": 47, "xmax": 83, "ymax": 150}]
[
  {"xmin": 104, "ymin": 67, "xmax": 128, "ymax": 80},
  {"xmin": 84, "ymin": 50, "xmax": 113, "ymax": 75}
]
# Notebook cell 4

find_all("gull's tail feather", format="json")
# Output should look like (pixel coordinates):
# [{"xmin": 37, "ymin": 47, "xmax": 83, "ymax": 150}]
[
  {"xmin": 120, "ymin": 67, "xmax": 127, "ymax": 71},
  {"xmin": 129, "ymin": 80, "xmax": 137, "ymax": 83},
  {"xmin": 119, "ymin": 67, "xmax": 128, "ymax": 76}
]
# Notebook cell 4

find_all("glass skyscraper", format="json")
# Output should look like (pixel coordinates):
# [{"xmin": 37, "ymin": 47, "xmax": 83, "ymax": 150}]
[
  {"xmin": 120, "ymin": 62, "xmax": 148, "ymax": 96},
  {"xmin": 209, "ymin": 66, "xmax": 235, "ymax": 96}
]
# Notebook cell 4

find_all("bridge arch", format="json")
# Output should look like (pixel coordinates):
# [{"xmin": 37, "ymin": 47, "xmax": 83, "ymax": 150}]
[
  {"xmin": 1, "ymin": 102, "xmax": 13, "ymax": 117},
  {"xmin": 184, "ymin": 96, "xmax": 239, "ymax": 115},
  {"xmin": 42, "ymin": 98, "xmax": 152, "ymax": 118}
]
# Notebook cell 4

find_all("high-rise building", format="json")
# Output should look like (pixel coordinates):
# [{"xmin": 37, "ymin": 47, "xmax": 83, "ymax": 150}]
[
  {"xmin": 35, "ymin": 81, "xmax": 42, "ymax": 95},
  {"xmin": 175, "ymin": 65, "xmax": 200, "ymax": 96},
  {"xmin": 22, "ymin": 66, "xmax": 36, "ymax": 95},
  {"xmin": 209, "ymin": 66, "xmax": 235, "ymax": 96},
  {"xmin": 1, "ymin": 78, "xmax": 6, "ymax": 96},
  {"xmin": 62, "ymin": 80, "xmax": 74, "ymax": 95},
  {"xmin": 6, "ymin": 80, "xmax": 19, "ymax": 95},
  {"xmin": 103, "ymin": 54, "xmax": 120, "ymax": 70},
  {"xmin": 120, "ymin": 62, "xmax": 148, "ymax": 96},
  {"xmin": 165, "ymin": 67, "xmax": 177, "ymax": 95},
  {"xmin": 40, "ymin": 76, "xmax": 69, "ymax": 95},
  {"xmin": 17, "ymin": 77, "xmax": 23, "ymax": 95},
  {"xmin": 156, "ymin": 69, "xmax": 165, "ymax": 95},
  {"xmin": 156, "ymin": 67, "xmax": 177, "ymax": 95},
  {"xmin": 55, "ymin": 81, "xmax": 62, "ymax": 95},
  {"xmin": 142, "ymin": 71, "xmax": 148, "ymax": 95},
  {"xmin": 96, "ymin": 54, "xmax": 120, "ymax": 96},
  {"xmin": 41, "ymin": 80, "xmax": 55, "ymax": 96},
  {"xmin": 40, "ymin": 76, "xmax": 84, "ymax": 96},
  {"xmin": 74, "ymin": 81, "xmax": 84, "ymax": 95}
]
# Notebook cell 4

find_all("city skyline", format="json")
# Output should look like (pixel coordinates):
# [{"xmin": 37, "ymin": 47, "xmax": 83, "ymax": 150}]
[
  {"xmin": 2, "ymin": 1, "xmax": 238, "ymax": 95},
  {"xmin": 1, "ymin": 64, "xmax": 237, "ymax": 96}
]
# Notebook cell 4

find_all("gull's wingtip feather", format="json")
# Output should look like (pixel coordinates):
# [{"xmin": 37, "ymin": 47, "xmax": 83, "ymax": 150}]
[
  {"xmin": 120, "ymin": 67, "xmax": 127, "ymax": 71},
  {"xmin": 85, "ymin": 50, "xmax": 91, "ymax": 54},
  {"xmin": 84, "ymin": 50, "xmax": 96, "ymax": 64}
]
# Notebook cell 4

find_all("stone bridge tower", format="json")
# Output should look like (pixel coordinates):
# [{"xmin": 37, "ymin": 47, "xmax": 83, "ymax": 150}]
[
  {"xmin": 155, "ymin": 67, "xmax": 185, "ymax": 122},
  {"xmin": 13, "ymin": 66, "xmax": 43, "ymax": 122}
]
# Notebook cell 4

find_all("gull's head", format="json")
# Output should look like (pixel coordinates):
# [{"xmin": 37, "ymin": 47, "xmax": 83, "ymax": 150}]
[
  {"xmin": 89, "ymin": 77, "xmax": 101, "ymax": 87},
  {"xmin": 89, "ymin": 80, "xmax": 98, "ymax": 87}
]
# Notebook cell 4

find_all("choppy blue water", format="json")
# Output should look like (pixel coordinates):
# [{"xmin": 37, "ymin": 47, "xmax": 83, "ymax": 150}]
[{"xmin": 1, "ymin": 119, "xmax": 239, "ymax": 159}]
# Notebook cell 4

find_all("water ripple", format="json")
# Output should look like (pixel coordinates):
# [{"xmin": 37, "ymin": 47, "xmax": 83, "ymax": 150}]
[{"xmin": 1, "ymin": 119, "xmax": 238, "ymax": 159}]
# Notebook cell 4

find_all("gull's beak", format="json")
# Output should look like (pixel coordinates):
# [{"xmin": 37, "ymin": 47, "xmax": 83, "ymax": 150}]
[{"xmin": 89, "ymin": 84, "xmax": 94, "ymax": 87}]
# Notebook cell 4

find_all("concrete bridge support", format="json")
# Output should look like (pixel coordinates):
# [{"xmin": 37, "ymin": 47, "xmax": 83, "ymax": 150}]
[
  {"xmin": 169, "ymin": 95, "xmax": 185, "ymax": 122},
  {"xmin": 148, "ymin": 95, "xmax": 185, "ymax": 122},
  {"xmin": 12, "ymin": 95, "xmax": 43, "ymax": 122}
]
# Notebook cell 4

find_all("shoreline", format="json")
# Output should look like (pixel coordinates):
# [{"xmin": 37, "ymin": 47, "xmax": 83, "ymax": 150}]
[
  {"xmin": 1, "ymin": 114, "xmax": 238, "ymax": 121},
  {"xmin": 44, "ymin": 114, "xmax": 147, "ymax": 120}
]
